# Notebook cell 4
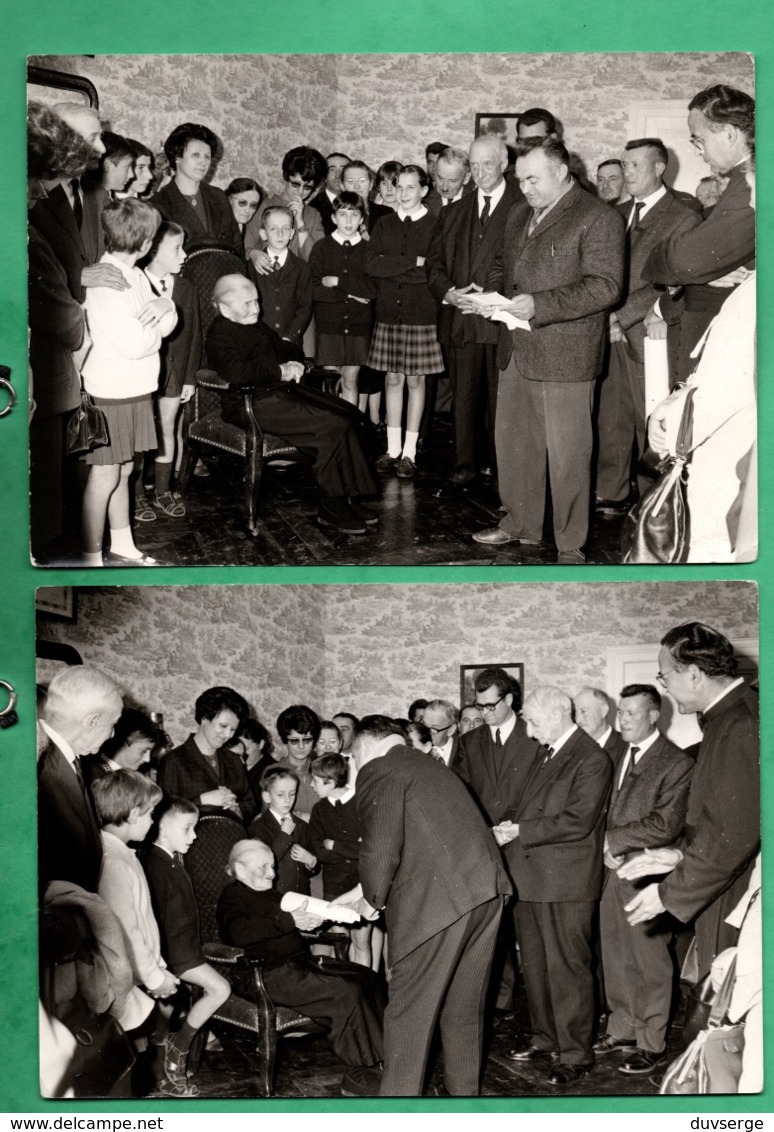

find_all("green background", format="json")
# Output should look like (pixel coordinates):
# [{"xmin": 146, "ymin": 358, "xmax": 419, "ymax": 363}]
[{"xmin": 0, "ymin": 0, "xmax": 770, "ymax": 1114}]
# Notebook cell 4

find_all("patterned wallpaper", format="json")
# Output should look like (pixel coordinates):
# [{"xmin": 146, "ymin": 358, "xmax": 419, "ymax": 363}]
[
  {"xmin": 30, "ymin": 52, "xmax": 753, "ymax": 193},
  {"xmin": 37, "ymin": 581, "xmax": 757, "ymax": 745}
]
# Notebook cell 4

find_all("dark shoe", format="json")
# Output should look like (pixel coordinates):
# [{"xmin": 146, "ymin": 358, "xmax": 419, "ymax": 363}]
[
  {"xmin": 348, "ymin": 499, "xmax": 379, "ymax": 525},
  {"xmin": 546, "ymin": 1063, "xmax": 592, "ymax": 1086},
  {"xmin": 105, "ymin": 551, "xmax": 158, "ymax": 566},
  {"xmin": 396, "ymin": 455, "xmax": 416, "ymax": 478},
  {"xmin": 340, "ymin": 1064, "xmax": 383, "ymax": 1097},
  {"xmin": 480, "ymin": 466, "xmax": 494, "ymax": 478},
  {"xmin": 134, "ymin": 494, "xmax": 157, "ymax": 523},
  {"xmin": 592, "ymin": 1034, "xmax": 636, "ymax": 1055},
  {"xmin": 153, "ymin": 491, "xmax": 186, "ymax": 517},
  {"xmin": 450, "ymin": 467, "xmax": 476, "ymax": 486},
  {"xmin": 505, "ymin": 1044, "xmax": 555, "ymax": 1063},
  {"xmin": 618, "ymin": 1048, "xmax": 668, "ymax": 1076},
  {"xmin": 557, "ymin": 548, "xmax": 586, "ymax": 564},
  {"xmin": 318, "ymin": 500, "xmax": 367, "ymax": 535},
  {"xmin": 472, "ymin": 527, "xmax": 520, "ymax": 546},
  {"xmin": 375, "ymin": 452, "xmax": 398, "ymax": 472},
  {"xmin": 595, "ymin": 498, "xmax": 631, "ymax": 516}
]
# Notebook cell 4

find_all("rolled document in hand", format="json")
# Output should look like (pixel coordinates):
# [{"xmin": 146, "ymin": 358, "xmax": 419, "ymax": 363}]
[
  {"xmin": 644, "ymin": 336, "xmax": 670, "ymax": 417},
  {"xmin": 280, "ymin": 891, "xmax": 361, "ymax": 924}
]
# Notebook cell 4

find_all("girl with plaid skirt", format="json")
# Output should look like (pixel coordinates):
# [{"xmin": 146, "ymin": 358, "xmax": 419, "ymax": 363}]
[{"xmin": 366, "ymin": 165, "xmax": 443, "ymax": 478}]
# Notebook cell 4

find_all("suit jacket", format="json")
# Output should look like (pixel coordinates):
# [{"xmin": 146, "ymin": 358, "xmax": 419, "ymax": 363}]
[
  {"xmin": 605, "ymin": 732, "xmax": 694, "ymax": 860},
  {"xmin": 151, "ymin": 274, "xmax": 203, "ymax": 395},
  {"xmin": 659, "ymin": 682, "xmax": 759, "ymax": 930},
  {"xmin": 487, "ymin": 180, "xmax": 625, "ymax": 378},
  {"xmin": 151, "ymin": 180, "xmax": 242, "ymax": 251},
  {"xmin": 614, "ymin": 192, "xmax": 702, "ymax": 364},
  {"xmin": 142, "ymin": 844, "xmax": 204, "ymax": 975},
  {"xmin": 256, "ymin": 250, "xmax": 314, "ymax": 344},
  {"xmin": 38, "ymin": 742, "xmax": 103, "ymax": 893},
  {"xmin": 452, "ymin": 717, "xmax": 538, "ymax": 825},
  {"xmin": 504, "ymin": 727, "xmax": 612, "ymax": 903},
  {"xmin": 29, "ymin": 181, "xmax": 102, "ymax": 301},
  {"xmin": 248, "ymin": 809, "xmax": 318, "ymax": 895},
  {"xmin": 158, "ymin": 735, "xmax": 256, "ymax": 823},
  {"xmin": 642, "ymin": 162, "xmax": 755, "ymax": 286},
  {"xmin": 427, "ymin": 180, "xmax": 523, "ymax": 347},
  {"xmin": 28, "ymin": 227, "xmax": 86, "ymax": 416},
  {"xmin": 600, "ymin": 728, "xmax": 627, "ymax": 761},
  {"xmin": 357, "ymin": 744, "xmax": 511, "ymax": 965}
]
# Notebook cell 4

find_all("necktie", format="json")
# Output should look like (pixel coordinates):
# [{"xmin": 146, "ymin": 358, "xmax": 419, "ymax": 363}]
[
  {"xmin": 697, "ymin": 712, "xmax": 707, "ymax": 733},
  {"xmin": 70, "ymin": 179, "xmax": 83, "ymax": 229},
  {"xmin": 273, "ymin": 256, "xmax": 280, "ymax": 272},
  {"xmin": 343, "ymin": 240, "xmax": 351, "ymax": 247},
  {"xmin": 494, "ymin": 728, "xmax": 503, "ymax": 748},
  {"xmin": 73, "ymin": 755, "xmax": 87, "ymax": 794},
  {"xmin": 403, "ymin": 215, "xmax": 413, "ymax": 227},
  {"xmin": 630, "ymin": 201, "xmax": 645, "ymax": 231},
  {"xmin": 159, "ymin": 278, "xmax": 167, "ymax": 292},
  {"xmin": 542, "ymin": 745, "xmax": 555, "ymax": 766},
  {"xmin": 619, "ymin": 745, "xmax": 640, "ymax": 789},
  {"xmin": 480, "ymin": 195, "xmax": 491, "ymax": 226}
]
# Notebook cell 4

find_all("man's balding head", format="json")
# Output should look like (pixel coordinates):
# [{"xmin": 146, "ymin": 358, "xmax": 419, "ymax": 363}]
[
  {"xmin": 573, "ymin": 687, "xmax": 610, "ymax": 741},
  {"xmin": 42, "ymin": 666, "xmax": 123, "ymax": 756}
]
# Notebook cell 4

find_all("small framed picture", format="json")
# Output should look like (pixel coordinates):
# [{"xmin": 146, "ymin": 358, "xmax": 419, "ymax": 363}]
[
  {"xmin": 475, "ymin": 112, "xmax": 521, "ymax": 147},
  {"xmin": 35, "ymin": 587, "xmax": 76, "ymax": 622},
  {"xmin": 460, "ymin": 663, "xmax": 525, "ymax": 711}
]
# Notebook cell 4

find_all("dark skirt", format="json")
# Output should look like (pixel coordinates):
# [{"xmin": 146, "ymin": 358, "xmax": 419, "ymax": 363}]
[
  {"xmin": 316, "ymin": 332, "xmax": 370, "ymax": 367},
  {"xmin": 367, "ymin": 322, "xmax": 443, "ymax": 375},
  {"xmin": 82, "ymin": 393, "xmax": 157, "ymax": 465}
]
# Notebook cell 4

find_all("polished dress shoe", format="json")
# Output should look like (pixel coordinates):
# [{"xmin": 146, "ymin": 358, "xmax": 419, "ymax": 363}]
[
  {"xmin": 317, "ymin": 499, "xmax": 367, "ymax": 535},
  {"xmin": 505, "ymin": 1044, "xmax": 555, "ymax": 1062},
  {"xmin": 546, "ymin": 1063, "xmax": 592, "ymax": 1085},
  {"xmin": 375, "ymin": 452, "xmax": 398, "ymax": 472},
  {"xmin": 556, "ymin": 548, "xmax": 586, "ymax": 564},
  {"xmin": 595, "ymin": 497, "xmax": 631, "ymax": 516},
  {"xmin": 592, "ymin": 1034, "xmax": 636, "ymax": 1055},
  {"xmin": 618, "ymin": 1048, "xmax": 668, "ymax": 1075},
  {"xmin": 472, "ymin": 527, "xmax": 521, "ymax": 546},
  {"xmin": 396, "ymin": 455, "xmax": 417, "ymax": 479}
]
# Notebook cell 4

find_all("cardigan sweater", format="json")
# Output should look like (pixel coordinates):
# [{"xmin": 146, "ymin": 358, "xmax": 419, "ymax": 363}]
[
  {"xmin": 309, "ymin": 236, "xmax": 375, "ymax": 337},
  {"xmin": 367, "ymin": 211, "xmax": 439, "ymax": 326}
]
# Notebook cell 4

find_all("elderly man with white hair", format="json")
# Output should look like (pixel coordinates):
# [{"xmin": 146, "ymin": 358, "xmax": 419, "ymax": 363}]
[
  {"xmin": 38, "ymin": 665, "xmax": 124, "ymax": 892},
  {"xmin": 573, "ymin": 686, "xmax": 626, "ymax": 758},
  {"xmin": 495, "ymin": 685, "xmax": 612, "ymax": 1086}
]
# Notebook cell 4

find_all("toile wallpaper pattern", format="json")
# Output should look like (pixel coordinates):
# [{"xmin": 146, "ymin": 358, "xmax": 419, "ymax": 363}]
[
  {"xmin": 31, "ymin": 52, "xmax": 752, "ymax": 193},
  {"xmin": 37, "ymin": 582, "xmax": 757, "ymax": 747}
]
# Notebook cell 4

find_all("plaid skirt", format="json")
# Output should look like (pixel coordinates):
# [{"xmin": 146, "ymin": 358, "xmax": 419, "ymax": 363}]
[
  {"xmin": 82, "ymin": 393, "xmax": 157, "ymax": 465},
  {"xmin": 366, "ymin": 322, "xmax": 444, "ymax": 375}
]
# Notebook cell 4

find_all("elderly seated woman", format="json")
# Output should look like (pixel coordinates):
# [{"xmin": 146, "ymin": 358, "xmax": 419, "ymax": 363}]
[
  {"xmin": 217, "ymin": 838, "xmax": 385, "ymax": 1097},
  {"xmin": 205, "ymin": 274, "xmax": 378, "ymax": 536}
]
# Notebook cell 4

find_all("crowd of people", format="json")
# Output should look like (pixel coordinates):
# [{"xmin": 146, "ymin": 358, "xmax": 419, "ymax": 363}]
[
  {"xmin": 38, "ymin": 621, "xmax": 760, "ymax": 1097},
  {"xmin": 28, "ymin": 80, "xmax": 755, "ymax": 564}
]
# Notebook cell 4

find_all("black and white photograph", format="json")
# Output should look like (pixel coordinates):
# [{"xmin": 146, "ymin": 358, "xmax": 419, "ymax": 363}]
[
  {"xmin": 36, "ymin": 580, "xmax": 761, "ymax": 1100},
  {"xmin": 27, "ymin": 51, "xmax": 755, "ymax": 568}
]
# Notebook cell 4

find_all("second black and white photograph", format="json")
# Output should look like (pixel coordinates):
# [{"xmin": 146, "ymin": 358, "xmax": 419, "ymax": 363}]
[{"xmin": 36, "ymin": 581, "xmax": 760, "ymax": 1101}]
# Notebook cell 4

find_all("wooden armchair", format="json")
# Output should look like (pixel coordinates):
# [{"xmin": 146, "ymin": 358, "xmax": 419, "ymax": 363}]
[{"xmin": 177, "ymin": 240, "xmax": 304, "ymax": 536}]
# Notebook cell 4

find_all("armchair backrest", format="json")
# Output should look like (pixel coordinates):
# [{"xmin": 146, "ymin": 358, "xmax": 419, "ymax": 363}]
[{"xmin": 181, "ymin": 240, "xmax": 249, "ymax": 340}]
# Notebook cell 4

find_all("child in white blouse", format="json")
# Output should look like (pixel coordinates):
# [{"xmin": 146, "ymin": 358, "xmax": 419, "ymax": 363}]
[{"xmin": 81, "ymin": 199, "xmax": 177, "ymax": 566}]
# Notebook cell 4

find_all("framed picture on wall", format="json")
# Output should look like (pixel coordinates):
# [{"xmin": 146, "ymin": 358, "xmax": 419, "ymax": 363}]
[
  {"xmin": 474, "ymin": 112, "xmax": 521, "ymax": 147},
  {"xmin": 35, "ymin": 587, "xmax": 76, "ymax": 622},
  {"xmin": 460, "ymin": 663, "xmax": 525, "ymax": 711}
]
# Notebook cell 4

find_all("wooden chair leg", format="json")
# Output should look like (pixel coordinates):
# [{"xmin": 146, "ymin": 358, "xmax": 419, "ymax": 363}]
[
  {"xmin": 178, "ymin": 442, "xmax": 197, "ymax": 492},
  {"xmin": 243, "ymin": 395, "xmax": 264, "ymax": 537},
  {"xmin": 253, "ymin": 968, "xmax": 278, "ymax": 1097}
]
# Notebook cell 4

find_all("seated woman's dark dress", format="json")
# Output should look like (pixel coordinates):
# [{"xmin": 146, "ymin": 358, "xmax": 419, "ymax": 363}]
[
  {"xmin": 206, "ymin": 314, "xmax": 376, "ymax": 501},
  {"xmin": 217, "ymin": 880, "xmax": 383, "ymax": 1067}
]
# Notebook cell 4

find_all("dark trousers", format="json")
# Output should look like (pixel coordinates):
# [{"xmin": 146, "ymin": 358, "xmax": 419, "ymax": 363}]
[
  {"xmin": 232, "ymin": 386, "xmax": 376, "ymax": 499},
  {"xmin": 255, "ymin": 957, "xmax": 384, "ymax": 1067},
  {"xmin": 496, "ymin": 354, "xmax": 594, "ymax": 551},
  {"xmin": 601, "ymin": 871, "xmax": 673, "ymax": 1052},
  {"xmin": 381, "ymin": 896, "xmax": 504, "ymax": 1096},
  {"xmin": 595, "ymin": 340, "xmax": 645, "ymax": 503},
  {"xmin": 516, "ymin": 899, "xmax": 596, "ymax": 1066},
  {"xmin": 448, "ymin": 342, "xmax": 499, "ymax": 474}
]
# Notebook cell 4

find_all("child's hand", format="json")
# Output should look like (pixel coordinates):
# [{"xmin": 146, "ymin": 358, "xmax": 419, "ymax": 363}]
[
  {"xmin": 290, "ymin": 845, "xmax": 316, "ymax": 868},
  {"xmin": 323, "ymin": 839, "xmax": 335, "ymax": 850},
  {"xmin": 322, "ymin": 276, "xmax": 339, "ymax": 288},
  {"xmin": 150, "ymin": 971, "xmax": 179, "ymax": 998},
  {"xmin": 139, "ymin": 297, "xmax": 175, "ymax": 327},
  {"xmin": 180, "ymin": 384, "xmax": 195, "ymax": 404}
]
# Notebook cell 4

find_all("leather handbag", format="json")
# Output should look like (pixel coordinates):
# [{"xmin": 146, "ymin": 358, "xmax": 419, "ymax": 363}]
[
  {"xmin": 660, "ymin": 955, "xmax": 744, "ymax": 1095},
  {"xmin": 67, "ymin": 375, "xmax": 109, "ymax": 455},
  {"xmin": 621, "ymin": 386, "xmax": 696, "ymax": 564}
]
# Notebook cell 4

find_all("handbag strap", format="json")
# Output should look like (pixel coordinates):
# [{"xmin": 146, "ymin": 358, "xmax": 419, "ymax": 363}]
[{"xmin": 674, "ymin": 385, "xmax": 697, "ymax": 459}]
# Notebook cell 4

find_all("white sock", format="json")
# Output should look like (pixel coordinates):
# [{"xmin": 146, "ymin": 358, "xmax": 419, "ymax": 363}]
[
  {"xmin": 82, "ymin": 551, "xmax": 104, "ymax": 567},
  {"xmin": 386, "ymin": 427, "xmax": 402, "ymax": 458},
  {"xmin": 109, "ymin": 526, "xmax": 141, "ymax": 559},
  {"xmin": 402, "ymin": 431, "xmax": 419, "ymax": 461}
]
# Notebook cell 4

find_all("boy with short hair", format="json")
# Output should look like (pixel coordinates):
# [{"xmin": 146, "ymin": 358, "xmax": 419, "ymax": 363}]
[
  {"xmin": 92, "ymin": 769, "xmax": 196, "ymax": 1097},
  {"xmin": 143, "ymin": 796, "xmax": 231, "ymax": 1093},
  {"xmin": 248, "ymin": 766, "xmax": 318, "ymax": 895},
  {"xmin": 255, "ymin": 205, "xmax": 314, "ymax": 347}
]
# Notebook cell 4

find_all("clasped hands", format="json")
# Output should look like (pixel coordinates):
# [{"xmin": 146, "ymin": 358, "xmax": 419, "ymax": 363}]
[
  {"xmin": 492, "ymin": 820, "xmax": 519, "ymax": 846},
  {"xmin": 200, "ymin": 785, "xmax": 241, "ymax": 815},
  {"xmin": 280, "ymin": 361, "xmax": 305, "ymax": 383}
]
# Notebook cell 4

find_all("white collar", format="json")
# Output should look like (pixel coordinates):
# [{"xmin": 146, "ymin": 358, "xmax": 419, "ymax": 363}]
[
  {"xmin": 396, "ymin": 205, "xmax": 428, "ymax": 221},
  {"xmin": 628, "ymin": 729, "xmax": 659, "ymax": 758},
  {"xmin": 549, "ymin": 724, "xmax": 578, "ymax": 756},
  {"xmin": 629, "ymin": 184, "xmax": 667, "ymax": 222},
  {"xmin": 267, "ymin": 247, "xmax": 289, "ymax": 267},
  {"xmin": 597, "ymin": 725, "xmax": 613, "ymax": 748},
  {"xmin": 488, "ymin": 710, "xmax": 517, "ymax": 745},
  {"xmin": 704, "ymin": 677, "xmax": 745, "ymax": 714},
  {"xmin": 332, "ymin": 230, "xmax": 362, "ymax": 247},
  {"xmin": 40, "ymin": 720, "xmax": 78, "ymax": 769},
  {"xmin": 270, "ymin": 807, "xmax": 294, "ymax": 826},
  {"xmin": 477, "ymin": 178, "xmax": 507, "ymax": 212},
  {"xmin": 331, "ymin": 783, "xmax": 356, "ymax": 806}
]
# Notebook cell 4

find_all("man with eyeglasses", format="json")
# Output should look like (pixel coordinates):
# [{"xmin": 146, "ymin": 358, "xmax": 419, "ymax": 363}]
[
  {"xmin": 642, "ymin": 84, "xmax": 755, "ymax": 383},
  {"xmin": 620, "ymin": 622, "xmax": 759, "ymax": 983},
  {"xmin": 422, "ymin": 699, "xmax": 459, "ymax": 766},
  {"xmin": 452, "ymin": 667, "xmax": 537, "ymax": 1013}
]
